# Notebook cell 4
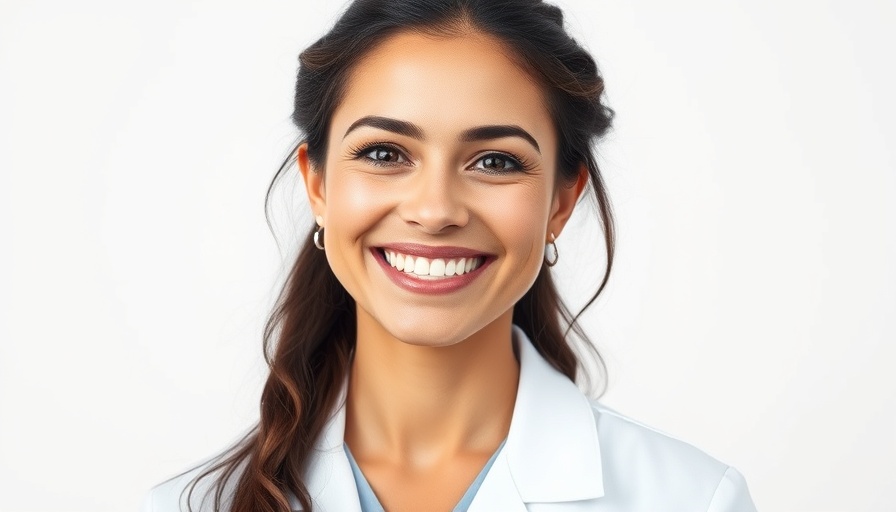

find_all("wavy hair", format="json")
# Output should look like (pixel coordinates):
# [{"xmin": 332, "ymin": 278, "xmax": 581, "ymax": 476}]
[{"xmin": 185, "ymin": 0, "xmax": 614, "ymax": 510}]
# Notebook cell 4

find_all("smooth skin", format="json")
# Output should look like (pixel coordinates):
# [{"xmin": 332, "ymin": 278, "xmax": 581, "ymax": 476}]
[{"xmin": 299, "ymin": 30, "xmax": 587, "ymax": 512}]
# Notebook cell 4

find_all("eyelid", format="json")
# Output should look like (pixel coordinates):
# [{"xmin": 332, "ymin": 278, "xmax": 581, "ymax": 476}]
[
  {"xmin": 348, "ymin": 141, "xmax": 412, "ymax": 166},
  {"xmin": 348, "ymin": 141, "xmax": 534, "ymax": 173},
  {"xmin": 468, "ymin": 151, "xmax": 533, "ymax": 174}
]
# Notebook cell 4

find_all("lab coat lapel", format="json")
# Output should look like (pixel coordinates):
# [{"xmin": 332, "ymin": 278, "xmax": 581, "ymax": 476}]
[{"xmin": 469, "ymin": 326, "xmax": 605, "ymax": 509}]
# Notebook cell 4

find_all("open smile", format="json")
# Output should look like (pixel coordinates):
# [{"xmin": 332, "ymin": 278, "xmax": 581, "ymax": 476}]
[{"xmin": 371, "ymin": 244, "xmax": 493, "ymax": 294}]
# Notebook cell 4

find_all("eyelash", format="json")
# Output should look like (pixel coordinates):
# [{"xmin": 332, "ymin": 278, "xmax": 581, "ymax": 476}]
[
  {"xmin": 349, "ymin": 142, "xmax": 409, "ymax": 167},
  {"xmin": 348, "ymin": 142, "xmax": 534, "ymax": 174}
]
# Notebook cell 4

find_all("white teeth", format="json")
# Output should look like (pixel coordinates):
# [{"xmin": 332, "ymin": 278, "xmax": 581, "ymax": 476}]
[
  {"xmin": 382, "ymin": 250, "xmax": 483, "ymax": 279},
  {"xmin": 414, "ymin": 258, "xmax": 429, "ymax": 275},
  {"xmin": 429, "ymin": 259, "xmax": 446, "ymax": 277}
]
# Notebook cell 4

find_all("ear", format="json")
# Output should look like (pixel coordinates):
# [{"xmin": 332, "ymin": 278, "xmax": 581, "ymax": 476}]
[
  {"xmin": 547, "ymin": 165, "xmax": 588, "ymax": 239},
  {"xmin": 297, "ymin": 143, "xmax": 326, "ymax": 225}
]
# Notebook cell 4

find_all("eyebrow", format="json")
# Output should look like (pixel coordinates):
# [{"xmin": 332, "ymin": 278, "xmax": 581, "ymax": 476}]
[
  {"xmin": 343, "ymin": 115, "xmax": 541, "ymax": 154},
  {"xmin": 344, "ymin": 116, "xmax": 423, "ymax": 140}
]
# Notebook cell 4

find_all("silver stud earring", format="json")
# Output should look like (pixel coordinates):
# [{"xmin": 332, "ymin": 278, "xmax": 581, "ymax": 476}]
[{"xmin": 544, "ymin": 232, "xmax": 558, "ymax": 267}]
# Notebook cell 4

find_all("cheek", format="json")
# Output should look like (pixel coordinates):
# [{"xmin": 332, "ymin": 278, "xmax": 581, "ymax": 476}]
[
  {"xmin": 474, "ymin": 183, "xmax": 550, "ymax": 261},
  {"xmin": 324, "ymin": 171, "xmax": 395, "ymax": 240},
  {"xmin": 320, "ymin": 171, "xmax": 396, "ymax": 302}
]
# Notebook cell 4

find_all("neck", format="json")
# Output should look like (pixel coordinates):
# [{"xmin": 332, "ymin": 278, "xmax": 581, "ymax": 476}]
[{"xmin": 344, "ymin": 309, "xmax": 519, "ymax": 465}]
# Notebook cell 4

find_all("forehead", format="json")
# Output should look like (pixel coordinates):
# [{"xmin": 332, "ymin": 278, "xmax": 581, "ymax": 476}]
[{"xmin": 329, "ymin": 30, "xmax": 555, "ymax": 146}]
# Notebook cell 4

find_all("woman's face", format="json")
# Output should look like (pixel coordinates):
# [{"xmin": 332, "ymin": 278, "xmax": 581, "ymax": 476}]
[{"xmin": 301, "ymin": 30, "xmax": 582, "ymax": 347}]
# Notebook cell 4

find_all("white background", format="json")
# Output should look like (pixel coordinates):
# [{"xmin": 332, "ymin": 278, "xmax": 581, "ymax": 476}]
[{"xmin": 1, "ymin": 0, "xmax": 893, "ymax": 510}]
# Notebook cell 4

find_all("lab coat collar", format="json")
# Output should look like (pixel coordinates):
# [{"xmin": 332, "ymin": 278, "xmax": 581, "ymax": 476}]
[
  {"xmin": 502, "ymin": 324, "xmax": 604, "ymax": 502},
  {"xmin": 297, "ymin": 325, "xmax": 604, "ymax": 510}
]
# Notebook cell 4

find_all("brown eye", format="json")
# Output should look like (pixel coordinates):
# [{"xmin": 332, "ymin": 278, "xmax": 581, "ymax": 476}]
[
  {"xmin": 472, "ymin": 153, "xmax": 523, "ymax": 174},
  {"xmin": 363, "ymin": 146, "xmax": 406, "ymax": 164}
]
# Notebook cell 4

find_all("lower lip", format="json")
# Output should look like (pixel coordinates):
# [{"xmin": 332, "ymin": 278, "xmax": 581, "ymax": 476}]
[{"xmin": 372, "ymin": 249, "xmax": 491, "ymax": 295}]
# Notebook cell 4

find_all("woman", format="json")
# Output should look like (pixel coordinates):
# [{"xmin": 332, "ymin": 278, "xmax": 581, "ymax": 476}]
[{"xmin": 145, "ymin": 0, "xmax": 757, "ymax": 510}]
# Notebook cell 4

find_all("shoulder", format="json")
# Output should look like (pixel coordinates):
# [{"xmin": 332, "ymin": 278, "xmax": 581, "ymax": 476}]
[
  {"xmin": 588, "ymin": 401, "xmax": 757, "ymax": 511},
  {"xmin": 141, "ymin": 468, "xmax": 197, "ymax": 512},
  {"xmin": 141, "ymin": 463, "xmax": 236, "ymax": 512},
  {"xmin": 590, "ymin": 401, "xmax": 727, "ymax": 475}
]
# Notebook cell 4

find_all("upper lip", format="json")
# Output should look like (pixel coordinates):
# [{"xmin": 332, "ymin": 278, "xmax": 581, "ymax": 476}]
[{"xmin": 377, "ymin": 243, "xmax": 491, "ymax": 259}]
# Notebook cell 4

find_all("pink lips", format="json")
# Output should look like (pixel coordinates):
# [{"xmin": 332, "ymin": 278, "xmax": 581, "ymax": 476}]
[{"xmin": 371, "ymin": 244, "xmax": 493, "ymax": 295}]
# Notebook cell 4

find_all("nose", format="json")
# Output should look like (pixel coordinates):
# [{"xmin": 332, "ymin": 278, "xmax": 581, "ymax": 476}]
[{"xmin": 397, "ymin": 167, "xmax": 469, "ymax": 234}]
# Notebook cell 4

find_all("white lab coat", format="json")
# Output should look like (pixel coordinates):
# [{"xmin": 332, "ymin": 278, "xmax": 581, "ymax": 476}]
[{"xmin": 144, "ymin": 326, "xmax": 757, "ymax": 511}]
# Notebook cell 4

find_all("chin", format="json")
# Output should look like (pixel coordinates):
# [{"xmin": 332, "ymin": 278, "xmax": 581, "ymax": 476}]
[{"xmin": 380, "ymin": 315, "xmax": 485, "ymax": 348}]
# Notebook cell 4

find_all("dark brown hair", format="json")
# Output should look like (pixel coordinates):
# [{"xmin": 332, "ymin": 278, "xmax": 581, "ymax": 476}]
[{"xmin": 186, "ymin": 0, "xmax": 614, "ymax": 510}]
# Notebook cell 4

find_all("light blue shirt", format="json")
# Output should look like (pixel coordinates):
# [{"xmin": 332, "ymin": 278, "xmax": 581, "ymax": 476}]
[{"xmin": 343, "ymin": 439, "xmax": 507, "ymax": 512}]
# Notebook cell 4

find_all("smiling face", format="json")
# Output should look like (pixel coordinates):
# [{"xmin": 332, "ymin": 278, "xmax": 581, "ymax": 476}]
[{"xmin": 300, "ymin": 30, "xmax": 583, "ymax": 347}]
